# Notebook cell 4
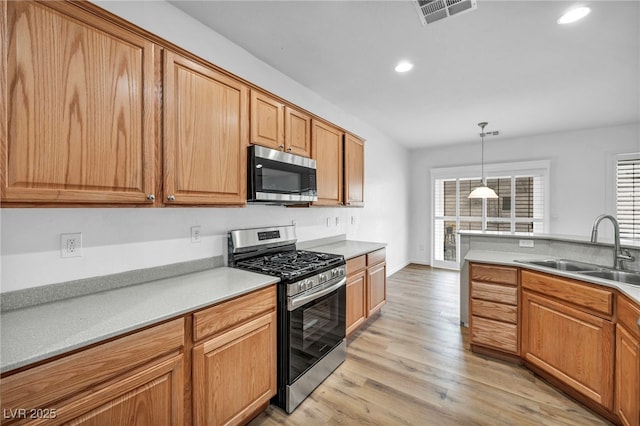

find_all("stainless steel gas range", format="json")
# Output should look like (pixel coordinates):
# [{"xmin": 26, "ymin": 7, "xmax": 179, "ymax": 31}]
[{"xmin": 228, "ymin": 225, "xmax": 347, "ymax": 413}]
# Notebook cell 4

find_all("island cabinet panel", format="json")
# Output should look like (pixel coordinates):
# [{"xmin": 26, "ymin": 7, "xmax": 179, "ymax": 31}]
[
  {"xmin": 521, "ymin": 270, "xmax": 613, "ymax": 318},
  {"xmin": 469, "ymin": 263, "xmax": 519, "ymax": 356},
  {"xmin": 0, "ymin": 319, "xmax": 185, "ymax": 425},
  {"xmin": 192, "ymin": 286, "xmax": 277, "ymax": 426},
  {"xmin": 2, "ymin": 1, "xmax": 157, "ymax": 205},
  {"xmin": 522, "ymin": 290, "xmax": 614, "ymax": 410},
  {"xmin": 163, "ymin": 51, "xmax": 248, "ymax": 205},
  {"xmin": 343, "ymin": 133, "xmax": 365, "ymax": 206},
  {"xmin": 311, "ymin": 120, "xmax": 343, "ymax": 206},
  {"xmin": 616, "ymin": 295, "xmax": 640, "ymax": 426}
]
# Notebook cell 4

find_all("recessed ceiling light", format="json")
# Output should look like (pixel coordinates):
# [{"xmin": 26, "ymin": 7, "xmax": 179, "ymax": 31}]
[
  {"xmin": 395, "ymin": 61, "xmax": 414, "ymax": 73},
  {"xmin": 557, "ymin": 6, "xmax": 591, "ymax": 24}
]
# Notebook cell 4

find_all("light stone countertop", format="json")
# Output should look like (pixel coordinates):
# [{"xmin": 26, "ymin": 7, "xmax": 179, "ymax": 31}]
[
  {"xmin": 1, "ymin": 267, "xmax": 278, "ymax": 373},
  {"xmin": 305, "ymin": 240, "xmax": 386, "ymax": 260},
  {"xmin": 465, "ymin": 249, "xmax": 640, "ymax": 304}
]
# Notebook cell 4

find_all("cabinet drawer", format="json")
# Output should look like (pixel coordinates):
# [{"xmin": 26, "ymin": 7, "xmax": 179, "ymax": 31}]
[
  {"xmin": 367, "ymin": 248, "xmax": 386, "ymax": 267},
  {"xmin": 521, "ymin": 270, "xmax": 613, "ymax": 317},
  {"xmin": 193, "ymin": 285, "xmax": 276, "ymax": 342},
  {"xmin": 617, "ymin": 294, "xmax": 640, "ymax": 339},
  {"xmin": 472, "ymin": 299, "xmax": 518, "ymax": 323},
  {"xmin": 471, "ymin": 264, "xmax": 517, "ymax": 285},
  {"xmin": 471, "ymin": 281, "xmax": 517, "ymax": 305},
  {"xmin": 1, "ymin": 318, "xmax": 184, "ymax": 412},
  {"xmin": 347, "ymin": 255, "xmax": 366, "ymax": 276},
  {"xmin": 471, "ymin": 316, "xmax": 518, "ymax": 354}
]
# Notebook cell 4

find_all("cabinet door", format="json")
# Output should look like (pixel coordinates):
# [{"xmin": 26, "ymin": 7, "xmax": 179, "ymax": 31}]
[
  {"xmin": 284, "ymin": 106, "xmax": 311, "ymax": 157},
  {"xmin": 250, "ymin": 90, "xmax": 284, "ymax": 151},
  {"xmin": 3, "ymin": 1, "xmax": 156, "ymax": 204},
  {"xmin": 311, "ymin": 120, "xmax": 343, "ymax": 205},
  {"xmin": 164, "ymin": 51, "xmax": 248, "ymax": 205},
  {"xmin": 346, "ymin": 270, "xmax": 366, "ymax": 336},
  {"xmin": 616, "ymin": 324, "xmax": 640, "ymax": 426},
  {"xmin": 522, "ymin": 291, "xmax": 614, "ymax": 410},
  {"xmin": 344, "ymin": 133, "xmax": 364, "ymax": 206},
  {"xmin": 47, "ymin": 355, "xmax": 183, "ymax": 426},
  {"xmin": 367, "ymin": 262, "xmax": 386, "ymax": 317},
  {"xmin": 193, "ymin": 311, "xmax": 276, "ymax": 426}
]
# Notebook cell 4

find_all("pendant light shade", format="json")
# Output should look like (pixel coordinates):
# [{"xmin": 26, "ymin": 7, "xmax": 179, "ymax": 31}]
[
  {"xmin": 468, "ymin": 121, "xmax": 499, "ymax": 199},
  {"xmin": 468, "ymin": 184, "xmax": 498, "ymax": 199}
]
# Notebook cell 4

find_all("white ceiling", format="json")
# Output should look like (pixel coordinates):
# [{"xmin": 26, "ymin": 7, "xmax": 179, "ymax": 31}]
[{"xmin": 168, "ymin": 0, "xmax": 640, "ymax": 149}]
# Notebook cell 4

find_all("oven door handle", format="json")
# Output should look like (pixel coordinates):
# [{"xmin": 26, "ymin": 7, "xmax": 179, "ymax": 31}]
[{"xmin": 288, "ymin": 277, "xmax": 346, "ymax": 311}]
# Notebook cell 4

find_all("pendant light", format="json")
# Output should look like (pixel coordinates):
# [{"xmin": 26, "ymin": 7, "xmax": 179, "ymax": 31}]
[{"xmin": 468, "ymin": 122, "xmax": 499, "ymax": 199}]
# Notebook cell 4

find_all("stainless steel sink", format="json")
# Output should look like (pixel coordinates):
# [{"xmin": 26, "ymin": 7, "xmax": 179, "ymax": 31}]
[
  {"xmin": 517, "ymin": 259, "xmax": 640, "ymax": 286},
  {"xmin": 516, "ymin": 259, "xmax": 604, "ymax": 272},
  {"xmin": 579, "ymin": 270, "xmax": 640, "ymax": 286}
]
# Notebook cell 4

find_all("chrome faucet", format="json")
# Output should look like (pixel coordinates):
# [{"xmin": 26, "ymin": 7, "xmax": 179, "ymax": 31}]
[{"xmin": 590, "ymin": 214, "xmax": 635, "ymax": 270}]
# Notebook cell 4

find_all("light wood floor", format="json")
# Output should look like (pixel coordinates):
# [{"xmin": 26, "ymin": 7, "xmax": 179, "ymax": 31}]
[{"xmin": 249, "ymin": 264, "xmax": 612, "ymax": 426}]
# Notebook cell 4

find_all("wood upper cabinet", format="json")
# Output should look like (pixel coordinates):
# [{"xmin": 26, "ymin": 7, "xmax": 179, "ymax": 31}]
[
  {"xmin": 250, "ymin": 90, "xmax": 311, "ymax": 158},
  {"xmin": 250, "ymin": 90, "xmax": 284, "ymax": 151},
  {"xmin": 2, "ymin": 1, "xmax": 157, "ymax": 204},
  {"xmin": 0, "ymin": 319, "xmax": 185, "ymax": 425},
  {"xmin": 192, "ymin": 286, "xmax": 277, "ymax": 426},
  {"xmin": 311, "ymin": 120, "xmax": 343, "ymax": 205},
  {"xmin": 163, "ymin": 51, "xmax": 248, "ymax": 205},
  {"xmin": 284, "ymin": 106, "xmax": 312, "ymax": 157},
  {"xmin": 521, "ymin": 273, "xmax": 615, "ymax": 411},
  {"xmin": 344, "ymin": 133, "xmax": 365, "ymax": 206},
  {"xmin": 469, "ymin": 263, "xmax": 519, "ymax": 355},
  {"xmin": 616, "ymin": 295, "xmax": 640, "ymax": 426}
]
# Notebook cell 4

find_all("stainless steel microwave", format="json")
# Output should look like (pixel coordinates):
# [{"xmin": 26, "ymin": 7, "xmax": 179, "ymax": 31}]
[{"xmin": 247, "ymin": 145, "xmax": 318, "ymax": 204}]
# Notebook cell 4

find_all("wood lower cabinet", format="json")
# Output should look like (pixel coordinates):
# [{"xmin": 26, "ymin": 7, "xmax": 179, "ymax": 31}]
[
  {"xmin": 616, "ymin": 295, "xmax": 640, "ymax": 426},
  {"xmin": 469, "ymin": 263, "xmax": 519, "ymax": 355},
  {"xmin": 0, "ymin": 319, "xmax": 185, "ymax": 425},
  {"xmin": 2, "ymin": 1, "xmax": 157, "ymax": 205},
  {"xmin": 311, "ymin": 120, "xmax": 343, "ymax": 206},
  {"xmin": 346, "ymin": 256, "xmax": 367, "ymax": 336},
  {"xmin": 344, "ymin": 133, "xmax": 365, "ymax": 206},
  {"xmin": 346, "ymin": 249, "xmax": 386, "ymax": 336},
  {"xmin": 192, "ymin": 286, "xmax": 277, "ymax": 426},
  {"xmin": 521, "ymin": 270, "xmax": 615, "ymax": 411},
  {"xmin": 367, "ymin": 257, "xmax": 386, "ymax": 317},
  {"xmin": 163, "ymin": 50, "xmax": 248, "ymax": 205}
]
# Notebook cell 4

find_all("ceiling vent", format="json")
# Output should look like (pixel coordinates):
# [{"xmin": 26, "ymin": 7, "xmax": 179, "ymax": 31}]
[{"xmin": 414, "ymin": 0, "xmax": 478, "ymax": 25}]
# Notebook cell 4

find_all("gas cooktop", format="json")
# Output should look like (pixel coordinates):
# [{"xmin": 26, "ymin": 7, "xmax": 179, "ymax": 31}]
[{"xmin": 235, "ymin": 249, "xmax": 344, "ymax": 281}]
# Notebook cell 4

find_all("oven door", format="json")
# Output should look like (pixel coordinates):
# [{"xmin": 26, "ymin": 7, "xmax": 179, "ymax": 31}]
[
  {"xmin": 248, "ymin": 145, "xmax": 317, "ymax": 203},
  {"xmin": 286, "ymin": 278, "xmax": 346, "ymax": 384}
]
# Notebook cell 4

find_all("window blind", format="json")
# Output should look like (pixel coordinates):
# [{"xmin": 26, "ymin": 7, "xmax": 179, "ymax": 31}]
[{"xmin": 617, "ymin": 156, "xmax": 640, "ymax": 240}]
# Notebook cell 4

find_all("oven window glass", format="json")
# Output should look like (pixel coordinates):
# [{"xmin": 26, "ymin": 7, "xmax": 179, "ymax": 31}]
[{"xmin": 288, "ymin": 284, "xmax": 345, "ymax": 382}]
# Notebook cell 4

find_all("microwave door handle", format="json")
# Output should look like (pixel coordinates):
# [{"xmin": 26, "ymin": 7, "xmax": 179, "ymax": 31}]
[{"xmin": 288, "ymin": 277, "xmax": 346, "ymax": 311}]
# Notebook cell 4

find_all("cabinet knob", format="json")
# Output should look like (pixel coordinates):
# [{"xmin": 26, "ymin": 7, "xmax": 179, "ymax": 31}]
[
  {"xmin": 167, "ymin": 195, "xmax": 176, "ymax": 202},
  {"xmin": 287, "ymin": 147, "xmax": 292, "ymax": 152},
  {"xmin": 146, "ymin": 194, "xmax": 155, "ymax": 201},
  {"xmin": 278, "ymin": 144, "xmax": 285, "ymax": 149}
]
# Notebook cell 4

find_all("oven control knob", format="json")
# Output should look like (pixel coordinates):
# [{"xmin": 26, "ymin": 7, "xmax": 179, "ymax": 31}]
[
  {"xmin": 305, "ymin": 279, "xmax": 312, "ymax": 290},
  {"xmin": 319, "ymin": 273, "xmax": 327, "ymax": 283}
]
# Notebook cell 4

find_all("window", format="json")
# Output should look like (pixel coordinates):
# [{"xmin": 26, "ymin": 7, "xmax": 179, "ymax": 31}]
[
  {"xmin": 431, "ymin": 161, "xmax": 549, "ymax": 269},
  {"xmin": 616, "ymin": 153, "xmax": 640, "ymax": 241}
]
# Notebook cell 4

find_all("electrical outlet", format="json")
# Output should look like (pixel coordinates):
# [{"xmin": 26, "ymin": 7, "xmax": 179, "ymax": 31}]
[
  {"xmin": 519, "ymin": 239, "xmax": 534, "ymax": 248},
  {"xmin": 351, "ymin": 216, "xmax": 356, "ymax": 225},
  {"xmin": 335, "ymin": 216, "xmax": 340, "ymax": 226},
  {"xmin": 191, "ymin": 226, "xmax": 201, "ymax": 243},
  {"xmin": 61, "ymin": 233, "xmax": 82, "ymax": 258},
  {"xmin": 326, "ymin": 217, "xmax": 331, "ymax": 227}
]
